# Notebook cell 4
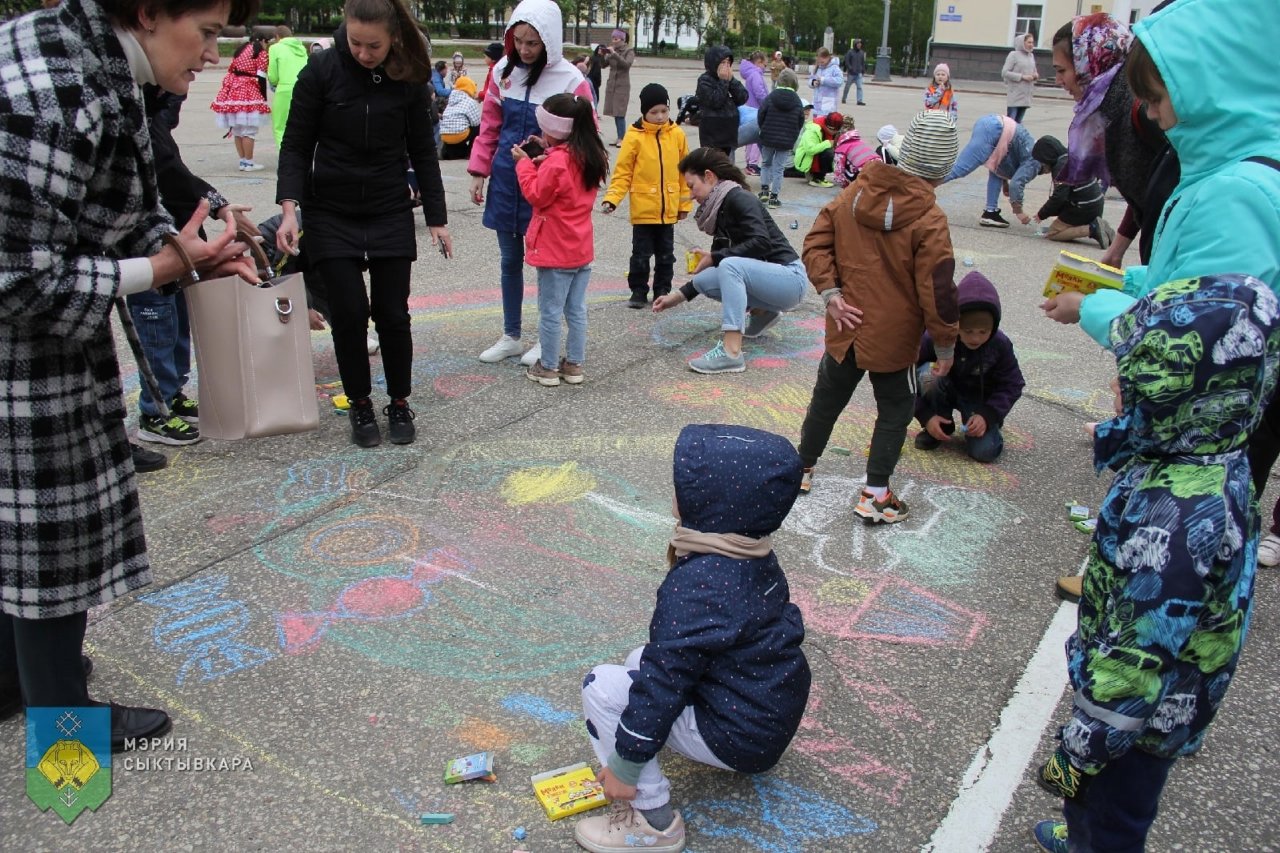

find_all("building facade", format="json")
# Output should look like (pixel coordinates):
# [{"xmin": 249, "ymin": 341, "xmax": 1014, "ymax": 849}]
[{"xmin": 927, "ymin": 0, "xmax": 1159, "ymax": 82}]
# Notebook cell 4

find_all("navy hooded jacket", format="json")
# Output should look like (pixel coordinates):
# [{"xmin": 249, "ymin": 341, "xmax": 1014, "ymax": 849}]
[
  {"xmin": 695, "ymin": 45, "xmax": 749, "ymax": 151},
  {"xmin": 611, "ymin": 425, "xmax": 811, "ymax": 775},
  {"xmin": 916, "ymin": 271, "xmax": 1025, "ymax": 427}
]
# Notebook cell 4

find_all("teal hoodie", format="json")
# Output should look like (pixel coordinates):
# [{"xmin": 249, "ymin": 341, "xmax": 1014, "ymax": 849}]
[{"xmin": 1079, "ymin": 0, "xmax": 1280, "ymax": 346}]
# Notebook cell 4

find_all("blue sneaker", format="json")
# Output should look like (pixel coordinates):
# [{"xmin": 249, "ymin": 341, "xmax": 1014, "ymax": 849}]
[
  {"xmin": 743, "ymin": 310, "xmax": 782, "ymax": 338},
  {"xmin": 688, "ymin": 340, "xmax": 746, "ymax": 374},
  {"xmin": 1031, "ymin": 820, "xmax": 1068, "ymax": 853}
]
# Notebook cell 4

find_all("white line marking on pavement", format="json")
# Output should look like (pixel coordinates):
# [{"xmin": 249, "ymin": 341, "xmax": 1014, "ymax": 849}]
[{"xmin": 922, "ymin": 568, "xmax": 1081, "ymax": 853}]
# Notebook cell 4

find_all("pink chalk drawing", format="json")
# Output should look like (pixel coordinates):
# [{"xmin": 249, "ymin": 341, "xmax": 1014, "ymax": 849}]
[
  {"xmin": 792, "ymin": 571, "xmax": 987, "ymax": 648},
  {"xmin": 275, "ymin": 546, "xmax": 475, "ymax": 654},
  {"xmin": 793, "ymin": 680, "xmax": 912, "ymax": 806}
]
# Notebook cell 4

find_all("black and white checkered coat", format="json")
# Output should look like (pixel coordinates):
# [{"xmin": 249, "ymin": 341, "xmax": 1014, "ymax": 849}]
[{"xmin": 0, "ymin": 0, "xmax": 172, "ymax": 618}]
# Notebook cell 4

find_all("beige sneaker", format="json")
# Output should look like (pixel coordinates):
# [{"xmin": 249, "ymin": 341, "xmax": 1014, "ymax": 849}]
[
  {"xmin": 573, "ymin": 803, "xmax": 685, "ymax": 853},
  {"xmin": 559, "ymin": 358, "xmax": 585, "ymax": 385},
  {"xmin": 1056, "ymin": 575, "xmax": 1082, "ymax": 602}
]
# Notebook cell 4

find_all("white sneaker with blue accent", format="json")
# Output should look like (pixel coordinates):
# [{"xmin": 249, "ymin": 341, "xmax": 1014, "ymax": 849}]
[
  {"xmin": 688, "ymin": 340, "xmax": 746, "ymax": 374},
  {"xmin": 574, "ymin": 803, "xmax": 685, "ymax": 853}
]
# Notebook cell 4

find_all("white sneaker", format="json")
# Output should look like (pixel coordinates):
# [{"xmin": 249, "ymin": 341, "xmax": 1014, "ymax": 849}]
[
  {"xmin": 366, "ymin": 334, "xmax": 380, "ymax": 355},
  {"xmin": 1260, "ymin": 533, "xmax": 1280, "ymax": 567},
  {"xmin": 574, "ymin": 804, "xmax": 685, "ymax": 853},
  {"xmin": 241, "ymin": 161, "xmax": 265, "ymax": 172},
  {"xmin": 519, "ymin": 342, "xmax": 542, "ymax": 367},
  {"xmin": 478, "ymin": 334, "xmax": 522, "ymax": 363}
]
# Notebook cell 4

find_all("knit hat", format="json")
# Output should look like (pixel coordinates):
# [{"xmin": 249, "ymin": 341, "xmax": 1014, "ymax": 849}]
[
  {"xmin": 452, "ymin": 51, "xmax": 464, "ymax": 62},
  {"xmin": 933, "ymin": 62, "xmax": 950, "ymax": 79},
  {"xmin": 1031, "ymin": 135, "xmax": 1067, "ymax": 166},
  {"xmin": 611, "ymin": 28, "xmax": 628, "ymax": 41},
  {"xmin": 483, "ymin": 42, "xmax": 504, "ymax": 61},
  {"xmin": 876, "ymin": 124, "xmax": 899, "ymax": 146},
  {"xmin": 824, "ymin": 111, "xmax": 844, "ymax": 131},
  {"xmin": 639, "ymin": 83, "xmax": 669, "ymax": 116},
  {"xmin": 897, "ymin": 110, "xmax": 959, "ymax": 180},
  {"xmin": 454, "ymin": 75, "xmax": 478, "ymax": 99}
]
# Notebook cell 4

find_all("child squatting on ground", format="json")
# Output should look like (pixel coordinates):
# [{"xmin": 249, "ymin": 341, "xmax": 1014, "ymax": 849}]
[
  {"xmin": 796, "ymin": 110, "xmax": 961, "ymax": 522},
  {"xmin": 512, "ymin": 93, "xmax": 609, "ymax": 387},
  {"xmin": 575, "ymin": 424, "xmax": 811, "ymax": 853},
  {"xmin": 914, "ymin": 271, "xmax": 1025, "ymax": 463},
  {"xmin": 1031, "ymin": 274, "xmax": 1280, "ymax": 853},
  {"xmin": 602, "ymin": 83, "xmax": 692, "ymax": 308}
]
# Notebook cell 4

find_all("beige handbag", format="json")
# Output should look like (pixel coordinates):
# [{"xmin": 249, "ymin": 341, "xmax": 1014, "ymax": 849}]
[{"xmin": 185, "ymin": 239, "xmax": 319, "ymax": 440}]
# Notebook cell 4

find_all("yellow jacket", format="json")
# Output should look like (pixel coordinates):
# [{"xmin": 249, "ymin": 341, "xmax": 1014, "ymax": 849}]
[{"xmin": 603, "ymin": 119, "xmax": 692, "ymax": 225}]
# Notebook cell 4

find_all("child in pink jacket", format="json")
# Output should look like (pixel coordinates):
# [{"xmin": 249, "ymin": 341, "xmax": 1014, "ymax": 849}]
[
  {"xmin": 513, "ymin": 93, "xmax": 609, "ymax": 386},
  {"xmin": 831, "ymin": 115, "xmax": 878, "ymax": 188}
]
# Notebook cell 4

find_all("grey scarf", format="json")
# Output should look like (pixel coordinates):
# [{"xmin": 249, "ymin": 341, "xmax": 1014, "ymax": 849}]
[{"xmin": 693, "ymin": 180, "xmax": 748, "ymax": 236}]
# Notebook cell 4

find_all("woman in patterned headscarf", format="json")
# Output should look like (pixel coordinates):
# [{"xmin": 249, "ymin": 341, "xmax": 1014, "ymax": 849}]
[{"xmin": 1051, "ymin": 13, "xmax": 1168, "ymax": 267}]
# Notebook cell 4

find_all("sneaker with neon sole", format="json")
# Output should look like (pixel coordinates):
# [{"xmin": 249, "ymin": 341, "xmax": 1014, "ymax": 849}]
[
  {"xmin": 137, "ymin": 414, "xmax": 201, "ymax": 446},
  {"xmin": 1031, "ymin": 820, "xmax": 1068, "ymax": 853}
]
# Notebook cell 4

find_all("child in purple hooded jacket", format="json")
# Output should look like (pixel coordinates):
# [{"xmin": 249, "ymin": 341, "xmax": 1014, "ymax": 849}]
[{"xmin": 914, "ymin": 271, "xmax": 1025, "ymax": 462}]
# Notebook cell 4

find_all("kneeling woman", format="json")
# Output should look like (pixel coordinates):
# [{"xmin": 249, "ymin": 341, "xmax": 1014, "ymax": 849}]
[{"xmin": 653, "ymin": 147, "xmax": 808, "ymax": 374}]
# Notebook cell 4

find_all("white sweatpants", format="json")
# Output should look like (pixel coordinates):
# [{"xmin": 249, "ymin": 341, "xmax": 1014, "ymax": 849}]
[{"xmin": 581, "ymin": 646, "xmax": 733, "ymax": 809}]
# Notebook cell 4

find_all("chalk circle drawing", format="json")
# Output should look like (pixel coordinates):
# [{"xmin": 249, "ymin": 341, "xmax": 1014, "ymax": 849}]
[
  {"xmin": 682, "ymin": 775, "xmax": 877, "ymax": 852},
  {"xmin": 275, "ymin": 546, "xmax": 474, "ymax": 654},
  {"xmin": 784, "ymin": 475, "xmax": 1021, "ymax": 587},
  {"xmin": 648, "ymin": 312, "xmax": 824, "ymax": 367},
  {"xmin": 140, "ymin": 575, "xmax": 276, "ymax": 685}
]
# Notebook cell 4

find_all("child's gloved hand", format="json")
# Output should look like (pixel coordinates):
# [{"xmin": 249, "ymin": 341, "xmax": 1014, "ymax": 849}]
[
  {"xmin": 1037, "ymin": 747, "xmax": 1086, "ymax": 800},
  {"xmin": 601, "ymin": 201, "xmax": 616, "ymax": 214}
]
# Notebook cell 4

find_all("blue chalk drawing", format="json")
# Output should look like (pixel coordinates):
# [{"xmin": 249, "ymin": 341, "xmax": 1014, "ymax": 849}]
[
  {"xmin": 501, "ymin": 693, "xmax": 578, "ymax": 726},
  {"xmin": 140, "ymin": 575, "xmax": 276, "ymax": 685},
  {"xmin": 682, "ymin": 776, "xmax": 877, "ymax": 851}
]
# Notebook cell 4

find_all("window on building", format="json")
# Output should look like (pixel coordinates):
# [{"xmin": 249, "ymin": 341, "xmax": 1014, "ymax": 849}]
[
  {"xmin": 1130, "ymin": 9, "xmax": 1141, "ymax": 23},
  {"xmin": 1015, "ymin": 4, "xmax": 1043, "ymax": 41}
]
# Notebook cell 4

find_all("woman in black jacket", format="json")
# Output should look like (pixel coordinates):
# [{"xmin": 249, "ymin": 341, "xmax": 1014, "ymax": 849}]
[
  {"xmin": 276, "ymin": 0, "xmax": 450, "ymax": 448},
  {"xmin": 653, "ymin": 148, "xmax": 808, "ymax": 375}
]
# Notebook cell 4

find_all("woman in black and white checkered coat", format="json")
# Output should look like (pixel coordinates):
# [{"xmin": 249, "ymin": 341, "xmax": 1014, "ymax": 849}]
[{"xmin": 0, "ymin": 0, "xmax": 259, "ymax": 750}]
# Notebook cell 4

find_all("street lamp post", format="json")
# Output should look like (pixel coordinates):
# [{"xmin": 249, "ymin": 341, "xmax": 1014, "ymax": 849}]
[{"xmin": 873, "ymin": 0, "xmax": 892, "ymax": 81}]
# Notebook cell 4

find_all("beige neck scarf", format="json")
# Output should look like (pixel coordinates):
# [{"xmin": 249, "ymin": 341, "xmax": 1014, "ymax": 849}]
[{"xmin": 666, "ymin": 524, "xmax": 773, "ymax": 568}]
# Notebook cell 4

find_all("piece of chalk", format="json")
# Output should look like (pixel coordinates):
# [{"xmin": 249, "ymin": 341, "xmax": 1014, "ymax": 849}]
[
  {"xmin": 420, "ymin": 813, "xmax": 454, "ymax": 825},
  {"xmin": 513, "ymin": 826, "xmax": 527, "ymax": 841},
  {"xmin": 828, "ymin": 446, "xmax": 852, "ymax": 456}
]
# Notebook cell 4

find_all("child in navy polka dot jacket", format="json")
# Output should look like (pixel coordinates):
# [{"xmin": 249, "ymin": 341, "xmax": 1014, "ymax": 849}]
[{"xmin": 574, "ymin": 423, "xmax": 811, "ymax": 853}]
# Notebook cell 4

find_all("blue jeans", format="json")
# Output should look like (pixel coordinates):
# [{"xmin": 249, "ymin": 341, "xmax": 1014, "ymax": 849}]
[
  {"xmin": 1007, "ymin": 105, "xmax": 1028, "ymax": 123},
  {"xmin": 842, "ymin": 73, "xmax": 864, "ymax": 103},
  {"xmin": 945, "ymin": 113, "xmax": 1010, "ymax": 211},
  {"xmin": 737, "ymin": 113, "xmax": 760, "ymax": 166},
  {"xmin": 537, "ymin": 265, "xmax": 590, "ymax": 369},
  {"xmin": 613, "ymin": 115, "xmax": 627, "ymax": 143},
  {"xmin": 1061, "ymin": 748, "xmax": 1176, "ymax": 853},
  {"xmin": 691, "ymin": 257, "xmax": 807, "ymax": 332},
  {"xmin": 760, "ymin": 146, "xmax": 792, "ymax": 195},
  {"xmin": 915, "ymin": 365, "xmax": 1004, "ymax": 462},
  {"xmin": 496, "ymin": 230, "xmax": 526, "ymax": 338},
  {"xmin": 126, "ymin": 288, "xmax": 191, "ymax": 417}
]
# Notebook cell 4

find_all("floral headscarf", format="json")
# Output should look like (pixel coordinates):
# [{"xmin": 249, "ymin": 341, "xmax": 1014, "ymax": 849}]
[{"xmin": 1061, "ymin": 14, "xmax": 1132, "ymax": 186}]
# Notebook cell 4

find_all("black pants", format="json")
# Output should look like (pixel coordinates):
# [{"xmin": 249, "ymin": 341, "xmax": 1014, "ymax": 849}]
[
  {"xmin": 798, "ymin": 351, "xmax": 915, "ymax": 487},
  {"xmin": 312, "ymin": 257, "xmax": 414, "ymax": 401},
  {"xmin": 0, "ymin": 610, "xmax": 89, "ymax": 706},
  {"xmin": 628, "ymin": 224, "xmax": 675, "ymax": 298},
  {"xmin": 1248, "ymin": 389, "xmax": 1280, "ymax": 496},
  {"xmin": 809, "ymin": 149, "xmax": 835, "ymax": 178}
]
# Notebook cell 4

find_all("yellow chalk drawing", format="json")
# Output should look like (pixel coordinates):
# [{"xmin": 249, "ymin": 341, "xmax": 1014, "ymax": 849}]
[
  {"xmin": 816, "ymin": 577, "xmax": 874, "ymax": 606},
  {"xmin": 500, "ymin": 462, "xmax": 598, "ymax": 507}
]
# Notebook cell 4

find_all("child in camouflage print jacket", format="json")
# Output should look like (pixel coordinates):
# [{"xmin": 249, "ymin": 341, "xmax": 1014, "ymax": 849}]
[{"xmin": 1034, "ymin": 274, "xmax": 1280, "ymax": 852}]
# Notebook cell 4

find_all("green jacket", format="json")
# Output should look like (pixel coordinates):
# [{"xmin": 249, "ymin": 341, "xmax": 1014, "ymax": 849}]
[
  {"xmin": 792, "ymin": 119, "xmax": 832, "ymax": 173},
  {"xmin": 267, "ymin": 37, "xmax": 309, "ymax": 146}
]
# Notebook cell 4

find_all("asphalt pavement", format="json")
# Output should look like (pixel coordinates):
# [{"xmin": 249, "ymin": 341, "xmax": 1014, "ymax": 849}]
[{"xmin": 3, "ymin": 59, "xmax": 1277, "ymax": 853}]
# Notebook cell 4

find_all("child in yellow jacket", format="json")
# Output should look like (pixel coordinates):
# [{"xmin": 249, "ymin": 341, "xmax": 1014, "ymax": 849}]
[{"xmin": 603, "ymin": 84, "xmax": 693, "ymax": 308}]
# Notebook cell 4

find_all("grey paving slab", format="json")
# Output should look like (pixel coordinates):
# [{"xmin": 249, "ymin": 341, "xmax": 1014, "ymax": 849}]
[{"xmin": 4, "ymin": 59, "xmax": 1277, "ymax": 853}]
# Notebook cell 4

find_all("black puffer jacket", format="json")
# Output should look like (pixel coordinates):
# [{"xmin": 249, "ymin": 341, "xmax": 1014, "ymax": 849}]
[
  {"xmin": 756, "ymin": 85, "xmax": 805, "ymax": 151},
  {"xmin": 276, "ymin": 25, "xmax": 446, "ymax": 262},
  {"xmin": 695, "ymin": 45, "xmax": 748, "ymax": 151}
]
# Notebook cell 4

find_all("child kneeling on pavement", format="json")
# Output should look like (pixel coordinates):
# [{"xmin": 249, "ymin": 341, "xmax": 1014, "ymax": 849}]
[
  {"xmin": 575, "ymin": 424, "xmax": 811, "ymax": 853},
  {"xmin": 914, "ymin": 271, "xmax": 1024, "ymax": 462},
  {"xmin": 1032, "ymin": 274, "xmax": 1280, "ymax": 853}
]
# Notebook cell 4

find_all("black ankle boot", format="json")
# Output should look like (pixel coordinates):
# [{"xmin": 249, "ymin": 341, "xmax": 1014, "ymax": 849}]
[{"xmin": 349, "ymin": 397, "xmax": 381, "ymax": 447}]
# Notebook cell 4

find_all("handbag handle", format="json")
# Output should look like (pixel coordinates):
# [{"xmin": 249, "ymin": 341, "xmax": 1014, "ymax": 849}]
[{"xmin": 239, "ymin": 229, "xmax": 273, "ymax": 279}]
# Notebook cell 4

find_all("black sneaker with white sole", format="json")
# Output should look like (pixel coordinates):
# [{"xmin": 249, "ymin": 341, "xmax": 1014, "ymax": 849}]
[
  {"xmin": 979, "ymin": 209, "xmax": 1011, "ymax": 228},
  {"xmin": 137, "ymin": 414, "xmax": 201, "ymax": 445},
  {"xmin": 169, "ymin": 391, "xmax": 199, "ymax": 423},
  {"xmin": 130, "ymin": 442, "xmax": 168, "ymax": 472}
]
